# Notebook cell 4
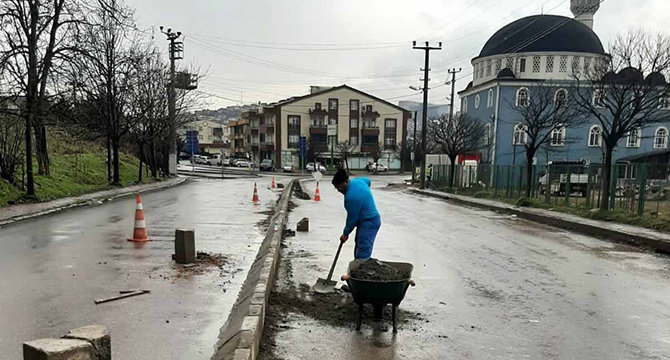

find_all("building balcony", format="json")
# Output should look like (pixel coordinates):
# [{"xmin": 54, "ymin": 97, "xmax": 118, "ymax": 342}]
[
  {"xmin": 361, "ymin": 126, "xmax": 379, "ymax": 136},
  {"xmin": 309, "ymin": 124, "xmax": 327, "ymax": 135},
  {"xmin": 309, "ymin": 108, "xmax": 329, "ymax": 118},
  {"xmin": 360, "ymin": 144, "xmax": 379, "ymax": 153}
]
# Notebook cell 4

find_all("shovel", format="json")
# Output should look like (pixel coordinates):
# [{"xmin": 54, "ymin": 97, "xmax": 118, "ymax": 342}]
[{"xmin": 313, "ymin": 239, "xmax": 345, "ymax": 294}]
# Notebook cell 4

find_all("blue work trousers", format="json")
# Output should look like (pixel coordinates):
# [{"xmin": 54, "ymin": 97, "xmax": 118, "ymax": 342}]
[{"xmin": 353, "ymin": 215, "xmax": 381, "ymax": 259}]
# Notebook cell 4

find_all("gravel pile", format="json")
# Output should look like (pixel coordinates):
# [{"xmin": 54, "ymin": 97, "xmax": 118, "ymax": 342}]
[{"xmin": 350, "ymin": 259, "xmax": 410, "ymax": 281}]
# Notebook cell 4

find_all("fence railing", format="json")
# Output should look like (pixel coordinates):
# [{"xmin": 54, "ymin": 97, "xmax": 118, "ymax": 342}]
[{"xmin": 429, "ymin": 163, "xmax": 670, "ymax": 217}]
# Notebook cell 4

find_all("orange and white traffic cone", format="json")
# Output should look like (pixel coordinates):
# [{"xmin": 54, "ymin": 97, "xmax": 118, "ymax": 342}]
[
  {"xmin": 252, "ymin": 183, "xmax": 259, "ymax": 204},
  {"xmin": 128, "ymin": 193, "xmax": 151, "ymax": 242},
  {"xmin": 314, "ymin": 182, "xmax": 321, "ymax": 202},
  {"xmin": 271, "ymin": 177, "xmax": 276, "ymax": 189}
]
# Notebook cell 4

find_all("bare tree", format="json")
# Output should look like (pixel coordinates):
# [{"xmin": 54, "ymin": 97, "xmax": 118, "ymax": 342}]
[
  {"xmin": 336, "ymin": 141, "xmax": 356, "ymax": 173},
  {"xmin": 428, "ymin": 113, "xmax": 487, "ymax": 188},
  {"xmin": 69, "ymin": 0, "xmax": 140, "ymax": 185},
  {"xmin": 0, "ymin": 0, "xmax": 85, "ymax": 195},
  {"xmin": 367, "ymin": 142, "xmax": 384, "ymax": 172},
  {"xmin": 0, "ymin": 98, "xmax": 24, "ymax": 182},
  {"xmin": 507, "ymin": 83, "xmax": 586, "ymax": 197},
  {"xmin": 571, "ymin": 30, "xmax": 670, "ymax": 210}
]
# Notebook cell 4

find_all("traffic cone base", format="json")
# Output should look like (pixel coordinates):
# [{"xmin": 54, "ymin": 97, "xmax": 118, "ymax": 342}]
[
  {"xmin": 271, "ymin": 177, "xmax": 276, "ymax": 189},
  {"xmin": 314, "ymin": 181, "xmax": 321, "ymax": 202},
  {"xmin": 128, "ymin": 193, "xmax": 151, "ymax": 242}
]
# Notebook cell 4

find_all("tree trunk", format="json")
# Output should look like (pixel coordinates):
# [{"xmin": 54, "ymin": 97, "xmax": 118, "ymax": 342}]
[
  {"xmin": 525, "ymin": 152, "xmax": 535, "ymax": 198},
  {"xmin": 25, "ymin": 104, "xmax": 35, "ymax": 196},
  {"xmin": 112, "ymin": 138, "xmax": 120, "ymax": 185},
  {"xmin": 150, "ymin": 140, "xmax": 157, "ymax": 178},
  {"xmin": 107, "ymin": 135, "xmax": 112, "ymax": 183},
  {"xmin": 34, "ymin": 124, "xmax": 49, "ymax": 176},
  {"xmin": 600, "ymin": 146, "xmax": 614, "ymax": 211},
  {"xmin": 137, "ymin": 143, "xmax": 143, "ymax": 183},
  {"xmin": 448, "ymin": 155, "xmax": 458, "ymax": 188}
]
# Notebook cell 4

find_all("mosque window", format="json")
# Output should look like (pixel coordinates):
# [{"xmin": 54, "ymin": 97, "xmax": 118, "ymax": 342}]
[
  {"xmin": 479, "ymin": 63, "xmax": 485, "ymax": 78},
  {"xmin": 506, "ymin": 57, "xmax": 514, "ymax": 70},
  {"xmin": 588, "ymin": 125, "xmax": 602, "ymax": 147},
  {"xmin": 475, "ymin": 95, "xmax": 481, "ymax": 109},
  {"xmin": 555, "ymin": 89, "xmax": 568, "ymax": 108},
  {"xmin": 550, "ymin": 126, "xmax": 566, "ymax": 147},
  {"xmin": 474, "ymin": 64, "xmax": 478, "ymax": 79},
  {"xmin": 572, "ymin": 56, "xmax": 581, "ymax": 74},
  {"xmin": 486, "ymin": 60, "xmax": 492, "ymax": 76},
  {"xmin": 546, "ymin": 56, "xmax": 555, "ymax": 73},
  {"xmin": 583, "ymin": 57, "xmax": 592, "ymax": 74},
  {"xmin": 495, "ymin": 59, "xmax": 502, "ymax": 74},
  {"xmin": 487, "ymin": 89, "xmax": 494, "ymax": 108},
  {"xmin": 519, "ymin": 58, "xmax": 527, "ymax": 73},
  {"xmin": 626, "ymin": 128, "xmax": 641, "ymax": 148},
  {"xmin": 462, "ymin": 98, "xmax": 468, "ymax": 113},
  {"xmin": 654, "ymin": 127, "xmax": 668, "ymax": 148},
  {"xmin": 532, "ymin": 56, "xmax": 541, "ymax": 73},
  {"xmin": 516, "ymin": 88, "xmax": 530, "ymax": 107},
  {"xmin": 559, "ymin": 56, "xmax": 568, "ymax": 73},
  {"xmin": 513, "ymin": 124, "xmax": 528, "ymax": 145}
]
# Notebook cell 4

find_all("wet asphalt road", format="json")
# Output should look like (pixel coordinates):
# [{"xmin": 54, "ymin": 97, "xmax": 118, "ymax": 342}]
[
  {"xmin": 271, "ymin": 176, "xmax": 670, "ymax": 360},
  {"xmin": 0, "ymin": 177, "xmax": 283, "ymax": 359}
]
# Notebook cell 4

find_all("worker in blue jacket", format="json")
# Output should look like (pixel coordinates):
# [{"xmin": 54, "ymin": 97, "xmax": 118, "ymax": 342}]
[{"xmin": 331, "ymin": 169, "xmax": 381, "ymax": 260}]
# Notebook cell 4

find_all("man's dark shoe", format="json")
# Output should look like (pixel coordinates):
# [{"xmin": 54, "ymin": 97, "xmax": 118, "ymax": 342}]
[{"xmin": 341, "ymin": 284, "xmax": 351, "ymax": 293}]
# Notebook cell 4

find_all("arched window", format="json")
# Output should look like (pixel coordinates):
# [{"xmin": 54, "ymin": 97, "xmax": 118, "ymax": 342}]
[
  {"xmin": 475, "ymin": 95, "xmax": 481, "ymax": 109},
  {"xmin": 626, "ymin": 127, "xmax": 641, "ymax": 148},
  {"xmin": 484, "ymin": 124, "xmax": 491, "ymax": 146},
  {"xmin": 655, "ymin": 127, "xmax": 668, "ymax": 148},
  {"xmin": 513, "ymin": 123, "xmax": 528, "ymax": 145},
  {"xmin": 588, "ymin": 125, "xmax": 602, "ymax": 147},
  {"xmin": 516, "ymin": 87, "xmax": 530, "ymax": 107},
  {"xmin": 487, "ymin": 89, "xmax": 494, "ymax": 108},
  {"xmin": 462, "ymin": 98, "xmax": 468, "ymax": 113},
  {"xmin": 554, "ymin": 89, "xmax": 568, "ymax": 108},
  {"xmin": 550, "ymin": 126, "xmax": 566, "ymax": 146}
]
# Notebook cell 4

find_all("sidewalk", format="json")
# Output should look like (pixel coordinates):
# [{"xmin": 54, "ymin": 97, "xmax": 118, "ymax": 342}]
[
  {"xmin": 0, "ymin": 177, "xmax": 186, "ymax": 226},
  {"xmin": 412, "ymin": 188, "xmax": 670, "ymax": 254}
]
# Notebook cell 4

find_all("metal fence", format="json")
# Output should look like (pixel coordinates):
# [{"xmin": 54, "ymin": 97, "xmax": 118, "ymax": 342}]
[{"xmin": 430, "ymin": 163, "xmax": 670, "ymax": 217}]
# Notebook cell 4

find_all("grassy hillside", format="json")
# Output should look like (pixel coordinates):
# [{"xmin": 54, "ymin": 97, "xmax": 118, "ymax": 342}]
[{"xmin": 1, "ymin": 145, "xmax": 156, "ymax": 207}]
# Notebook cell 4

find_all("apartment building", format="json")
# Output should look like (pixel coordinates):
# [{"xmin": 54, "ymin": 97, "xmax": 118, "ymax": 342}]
[
  {"xmin": 178, "ymin": 119, "xmax": 230, "ymax": 155},
  {"xmin": 244, "ymin": 85, "xmax": 410, "ymax": 169}
]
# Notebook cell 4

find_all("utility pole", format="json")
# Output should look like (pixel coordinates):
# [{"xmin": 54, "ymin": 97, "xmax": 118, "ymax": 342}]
[
  {"xmin": 413, "ymin": 41, "xmax": 442, "ymax": 190},
  {"xmin": 447, "ymin": 68, "xmax": 462, "ymax": 121},
  {"xmin": 160, "ymin": 26, "xmax": 183, "ymax": 176},
  {"xmin": 411, "ymin": 111, "xmax": 418, "ymax": 184}
]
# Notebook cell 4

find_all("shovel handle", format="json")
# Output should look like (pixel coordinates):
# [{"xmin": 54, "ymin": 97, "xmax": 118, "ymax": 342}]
[{"xmin": 325, "ymin": 240, "xmax": 345, "ymax": 282}]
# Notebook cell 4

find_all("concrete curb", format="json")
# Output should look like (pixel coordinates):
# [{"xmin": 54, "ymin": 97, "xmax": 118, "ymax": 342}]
[
  {"xmin": 412, "ymin": 189, "xmax": 670, "ymax": 255},
  {"xmin": 0, "ymin": 177, "xmax": 188, "ymax": 228},
  {"xmin": 211, "ymin": 180, "xmax": 295, "ymax": 360}
]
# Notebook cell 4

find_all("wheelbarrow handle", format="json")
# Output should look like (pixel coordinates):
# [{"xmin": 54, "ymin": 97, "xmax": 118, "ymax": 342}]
[
  {"xmin": 408, "ymin": 279, "xmax": 416, "ymax": 286},
  {"xmin": 325, "ymin": 240, "xmax": 345, "ymax": 282}
]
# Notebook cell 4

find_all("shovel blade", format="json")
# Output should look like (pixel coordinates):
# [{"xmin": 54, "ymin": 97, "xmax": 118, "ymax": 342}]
[{"xmin": 313, "ymin": 278, "xmax": 337, "ymax": 294}]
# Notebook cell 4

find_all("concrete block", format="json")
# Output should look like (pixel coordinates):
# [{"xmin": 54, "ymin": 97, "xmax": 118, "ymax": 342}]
[
  {"xmin": 297, "ymin": 217, "xmax": 309, "ymax": 232},
  {"xmin": 23, "ymin": 338, "xmax": 95, "ymax": 360},
  {"xmin": 232, "ymin": 349, "xmax": 251, "ymax": 360},
  {"xmin": 248, "ymin": 304, "xmax": 263, "ymax": 316},
  {"xmin": 63, "ymin": 325, "xmax": 110, "ymax": 360},
  {"xmin": 175, "ymin": 228, "xmax": 196, "ymax": 264}
]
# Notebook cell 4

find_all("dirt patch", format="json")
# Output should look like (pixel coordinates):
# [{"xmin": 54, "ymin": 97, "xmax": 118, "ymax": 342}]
[
  {"xmin": 172, "ymin": 251, "xmax": 229, "ymax": 279},
  {"xmin": 256, "ymin": 209, "xmax": 276, "ymax": 231},
  {"xmin": 287, "ymin": 200, "xmax": 298, "ymax": 213},
  {"xmin": 350, "ymin": 258, "xmax": 411, "ymax": 281}
]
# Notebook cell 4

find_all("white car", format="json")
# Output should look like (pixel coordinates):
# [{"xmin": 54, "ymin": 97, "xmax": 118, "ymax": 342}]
[
  {"xmin": 283, "ymin": 163, "xmax": 295, "ymax": 173},
  {"xmin": 306, "ymin": 162, "xmax": 326, "ymax": 173},
  {"xmin": 236, "ymin": 160, "xmax": 251, "ymax": 168},
  {"xmin": 192, "ymin": 155, "xmax": 208, "ymax": 165},
  {"xmin": 366, "ymin": 163, "xmax": 388, "ymax": 172}
]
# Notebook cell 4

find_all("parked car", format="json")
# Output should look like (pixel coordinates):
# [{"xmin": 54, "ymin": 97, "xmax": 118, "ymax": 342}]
[
  {"xmin": 230, "ymin": 158, "xmax": 245, "ymax": 167},
  {"xmin": 366, "ymin": 162, "xmax": 388, "ymax": 172},
  {"xmin": 236, "ymin": 160, "xmax": 251, "ymax": 168},
  {"xmin": 260, "ymin": 159, "xmax": 275, "ymax": 172},
  {"xmin": 306, "ymin": 162, "xmax": 326, "ymax": 173},
  {"xmin": 282, "ymin": 163, "xmax": 295, "ymax": 173},
  {"xmin": 191, "ymin": 155, "xmax": 208, "ymax": 165},
  {"xmin": 206, "ymin": 154, "xmax": 223, "ymax": 166},
  {"xmin": 221, "ymin": 157, "xmax": 231, "ymax": 166}
]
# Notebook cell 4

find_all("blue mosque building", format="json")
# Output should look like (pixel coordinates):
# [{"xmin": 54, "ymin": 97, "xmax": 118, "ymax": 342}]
[{"xmin": 458, "ymin": 0, "xmax": 670, "ymax": 168}]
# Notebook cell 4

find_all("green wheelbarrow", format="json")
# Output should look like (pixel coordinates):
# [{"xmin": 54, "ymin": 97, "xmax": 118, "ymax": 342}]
[{"xmin": 341, "ymin": 259, "xmax": 416, "ymax": 333}]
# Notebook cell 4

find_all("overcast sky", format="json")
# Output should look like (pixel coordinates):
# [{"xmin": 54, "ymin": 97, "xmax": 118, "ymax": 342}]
[{"xmin": 127, "ymin": 0, "xmax": 670, "ymax": 110}]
